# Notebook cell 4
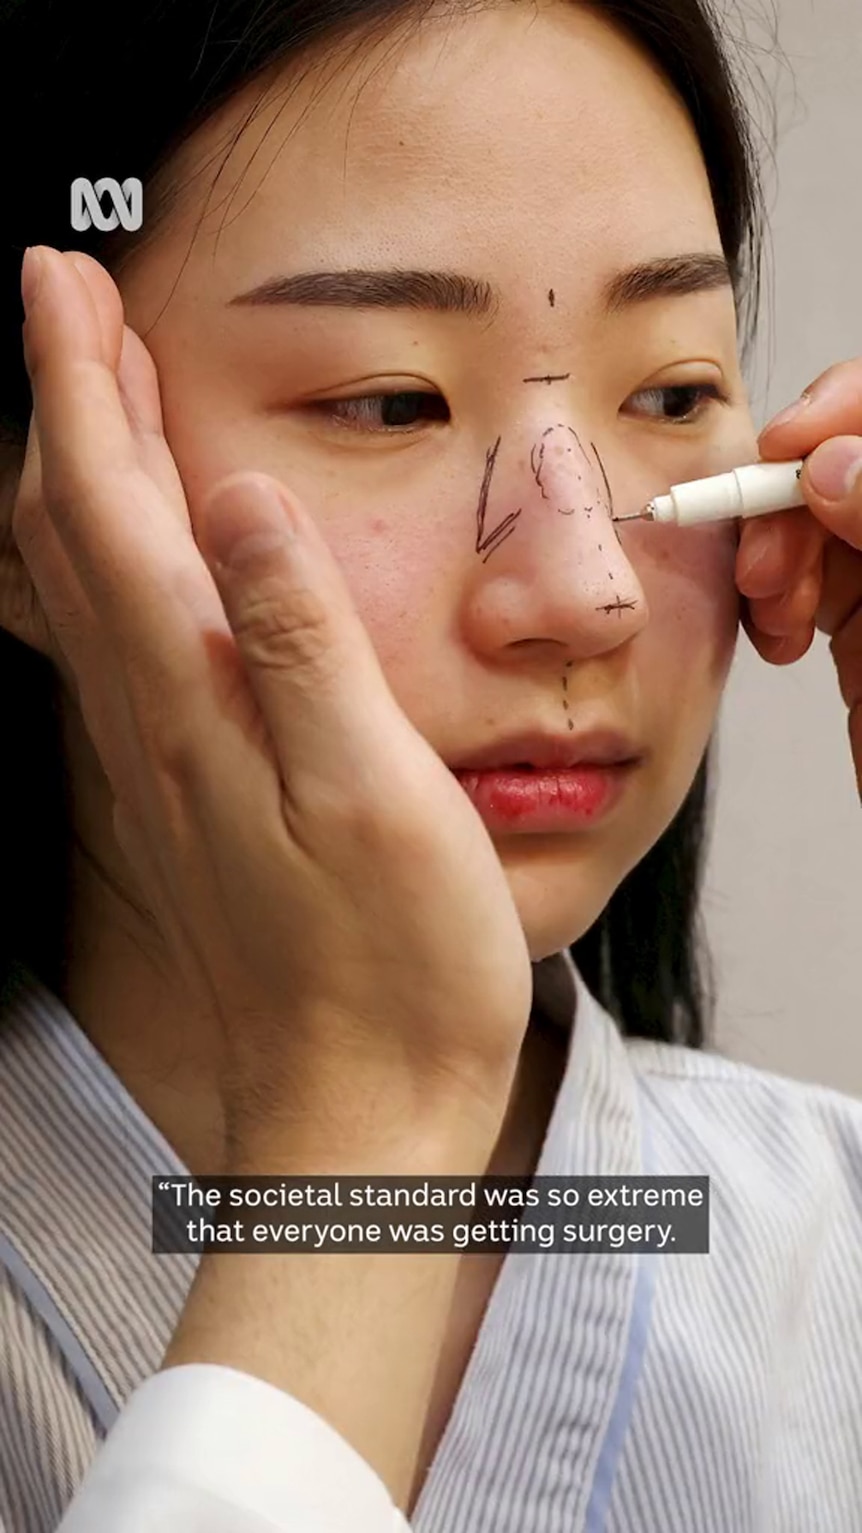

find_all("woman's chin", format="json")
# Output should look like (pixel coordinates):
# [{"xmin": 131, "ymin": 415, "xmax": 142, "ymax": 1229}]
[
  {"xmin": 494, "ymin": 846, "xmax": 615, "ymax": 963},
  {"xmin": 518, "ymin": 895, "xmax": 608, "ymax": 965}
]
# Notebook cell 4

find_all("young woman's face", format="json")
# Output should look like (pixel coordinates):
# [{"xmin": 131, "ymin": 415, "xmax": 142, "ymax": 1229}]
[{"xmin": 118, "ymin": 0, "xmax": 759, "ymax": 960}]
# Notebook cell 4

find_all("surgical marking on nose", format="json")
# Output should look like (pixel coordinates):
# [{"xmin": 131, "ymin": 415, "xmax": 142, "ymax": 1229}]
[
  {"xmin": 531, "ymin": 425, "xmax": 591, "ymax": 514},
  {"xmin": 523, "ymin": 373, "xmax": 571, "ymax": 384},
  {"xmin": 475, "ymin": 423, "xmax": 639, "ymax": 638},
  {"xmin": 591, "ymin": 441, "xmax": 623, "ymax": 545},
  {"xmin": 591, "ymin": 441, "xmax": 615, "ymax": 516},
  {"xmin": 597, "ymin": 595, "xmax": 637, "ymax": 616},
  {"xmin": 475, "ymin": 436, "xmax": 523, "ymax": 564}
]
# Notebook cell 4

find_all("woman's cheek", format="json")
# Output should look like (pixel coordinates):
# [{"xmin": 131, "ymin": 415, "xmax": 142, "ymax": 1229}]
[
  {"xmin": 636, "ymin": 520, "xmax": 741, "ymax": 690},
  {"xmin": 308, "ymin": 508, "xmax": 453, "ymax": 687}
]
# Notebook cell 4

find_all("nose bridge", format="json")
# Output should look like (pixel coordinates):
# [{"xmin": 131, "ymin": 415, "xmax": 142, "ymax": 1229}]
[
  {"xmin": 529, "ymin": 421, "xmax": 612, "ymax": 522},
  {"xmin": 473, "ymin": 412, "xmax": 649, "ymax": 648}
]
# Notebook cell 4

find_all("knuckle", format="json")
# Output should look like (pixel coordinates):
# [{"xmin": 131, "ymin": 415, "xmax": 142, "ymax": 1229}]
[
  {"xmin": 231, "ymin": 581, "xmax": 339, "ymax": 681},
  {"xmin": 134, "ymin": 688, "xmax": 206, "ymax": 795}
]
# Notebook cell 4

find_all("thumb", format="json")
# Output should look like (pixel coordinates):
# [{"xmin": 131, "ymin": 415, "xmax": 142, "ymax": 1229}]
[
  {"xmin": 197, "ymin": 471, "xmax": 402, "ymax": 802},
  {"xmin": 801, "ymin": 437, "xmax": 862, "ymax": 549}
]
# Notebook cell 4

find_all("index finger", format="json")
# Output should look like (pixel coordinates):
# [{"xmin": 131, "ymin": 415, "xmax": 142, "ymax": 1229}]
[
  {"xmin": 22, "ymin": 245, "xmax": 225, "ymax": 642},
  {"xmin": 20, "ymin": 247, "xmax": 261, "ymax": 761},
  {"xmin": 759, "ymin": 360, "xmax": 862, "ymax": 455}
]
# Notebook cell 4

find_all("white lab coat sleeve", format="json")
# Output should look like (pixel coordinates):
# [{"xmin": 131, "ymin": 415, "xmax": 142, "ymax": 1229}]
[{"xmin": 56, "ymin": 1364, "xmax": 412, "ymax": 1532}]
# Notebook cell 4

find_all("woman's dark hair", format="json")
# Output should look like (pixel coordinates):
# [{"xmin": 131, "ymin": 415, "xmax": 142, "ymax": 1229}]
[{"xmin": 0, "ymin": 0, "xmax": 763, "ymax": 1046}]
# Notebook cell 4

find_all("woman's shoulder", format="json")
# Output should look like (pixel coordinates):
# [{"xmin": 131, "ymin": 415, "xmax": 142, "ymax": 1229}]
[
  {"xmin": 626, "ymin": 1028, "xmax": 862, "ymax": 1104},
  {"xmin": 624, "ymin": 1032, "xmax": 862, "ymax": 1196}
]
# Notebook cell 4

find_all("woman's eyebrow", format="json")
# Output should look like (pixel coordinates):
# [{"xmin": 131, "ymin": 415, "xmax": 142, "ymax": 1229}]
[
  {"xmin": 603, "ymin": 252, "xmax": 731, "ymax": 310},
  {"xmin": 227, "ymin": 269, "xmax": 497, "ymax": 316},
  {"xmin": 226, "ymin": 253, "xmax": 731, "ymax": 315}
]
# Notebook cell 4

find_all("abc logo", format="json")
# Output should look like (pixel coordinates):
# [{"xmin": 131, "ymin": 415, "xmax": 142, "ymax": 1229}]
[{"xmin": 70, "ymin": 177, "xmax": 143, "ymax": 233}]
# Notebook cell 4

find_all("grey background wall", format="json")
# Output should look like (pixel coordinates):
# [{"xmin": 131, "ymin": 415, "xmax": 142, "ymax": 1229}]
[{"xmin": 705, "ymin": 0, "xmax": 862, "ymax": 1088}]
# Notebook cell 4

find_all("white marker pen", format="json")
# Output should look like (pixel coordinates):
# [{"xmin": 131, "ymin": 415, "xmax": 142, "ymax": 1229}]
[{"xmin": 615, "ymin": 459, "xmax": 807, "ymax": 527}]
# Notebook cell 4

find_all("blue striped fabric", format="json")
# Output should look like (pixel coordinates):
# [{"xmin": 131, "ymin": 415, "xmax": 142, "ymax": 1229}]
[{"xmin": 1, "ymin": 952, "xmax": 861, "ymax": 1532}]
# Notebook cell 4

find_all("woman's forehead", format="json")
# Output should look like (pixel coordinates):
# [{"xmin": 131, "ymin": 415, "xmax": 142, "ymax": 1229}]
[{"xmin": 156, "ymin": 2, "xmax": 718, "ymax": 287}]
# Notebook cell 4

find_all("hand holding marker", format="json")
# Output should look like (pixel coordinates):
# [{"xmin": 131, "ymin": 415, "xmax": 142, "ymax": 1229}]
[{"xmin": 616, "ymin": 459, "xmax": 807, "ymax": 527}]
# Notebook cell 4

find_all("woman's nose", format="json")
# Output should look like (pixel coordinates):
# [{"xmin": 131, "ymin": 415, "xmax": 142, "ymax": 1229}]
[{"xmin": 467, "ymin": 422, "xmax": 648, "ymax": 658}]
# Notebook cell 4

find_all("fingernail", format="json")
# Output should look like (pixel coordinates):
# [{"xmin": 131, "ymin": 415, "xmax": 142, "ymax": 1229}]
[
  {"xmin": 806, "ymin": 438, "xmax": 862, "ymax": 503},
  {"xmin": 21, "ymin": 246, "xmax": 45, "ymax": 312},
  {"xmin": 763, "ymin": 392, "xmax": 812, "ymax": 432}
]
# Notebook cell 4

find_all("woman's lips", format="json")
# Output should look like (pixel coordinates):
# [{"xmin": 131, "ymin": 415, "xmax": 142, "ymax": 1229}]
[{"xmin": 452, "ymin": 763, "xmax": 637, "ymax": 832}]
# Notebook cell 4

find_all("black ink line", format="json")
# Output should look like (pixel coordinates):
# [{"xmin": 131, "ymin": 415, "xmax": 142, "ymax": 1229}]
[
  {"xmin": 590, "ymin": 441, "xmax": 615, "ymax": 517},
  {"xmin": 475, "ymin": 436, "xmax": 523, "ymax": 564},
  {"xmin": 532, "ymin": 425, "xmax": 592, "ymax": 509},
  {"xmin": 596, "ymin": 596, "xmax": 637, "ymax": 616},
  {"xmin": 531, "ymin": 440, "xmax": 550, "ymax": 499},
  {"xmin": 522, "ymin": 373, "xmax": 571, "ymax": 384},
  {"xmin": 590, "ymin": 440, "xmax": 624, "ymax": 543}
]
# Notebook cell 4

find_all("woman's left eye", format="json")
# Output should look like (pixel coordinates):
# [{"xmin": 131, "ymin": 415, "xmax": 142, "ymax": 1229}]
[
  {"xmin": 309, "ymin": 390, "xmax": 450, "ymax": 432},
  {"xmin": 624, "ymin": 383, "xmax": 726, "ymax": 423}
]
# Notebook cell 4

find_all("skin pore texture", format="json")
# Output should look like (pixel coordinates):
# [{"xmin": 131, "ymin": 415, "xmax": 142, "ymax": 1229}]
[{"xmin": 1, "ymin": 1, "xmax": 759, "ymax": 1194}]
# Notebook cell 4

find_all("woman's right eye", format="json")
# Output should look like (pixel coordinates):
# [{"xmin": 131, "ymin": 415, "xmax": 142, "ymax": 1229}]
[{"xmin": 309, "ymin": 390, "xmax": 451, "ymax": 433}]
